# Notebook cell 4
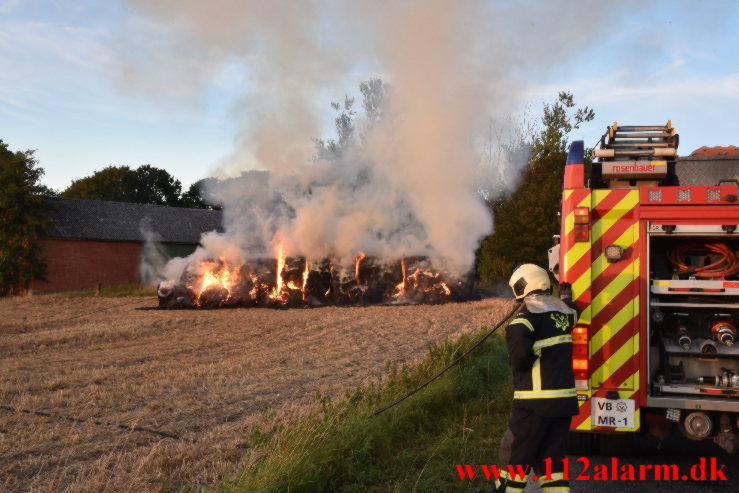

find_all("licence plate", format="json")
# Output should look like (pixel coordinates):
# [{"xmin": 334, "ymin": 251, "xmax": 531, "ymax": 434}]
[{"xmin": 591, "ymin": 397, "xmax": 635, "ymax": 429}]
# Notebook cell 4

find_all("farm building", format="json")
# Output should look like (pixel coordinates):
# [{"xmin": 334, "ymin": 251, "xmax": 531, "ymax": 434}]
[{"xmin": 30, "ymin": 198, "xmax": 222, "ymax": 291}]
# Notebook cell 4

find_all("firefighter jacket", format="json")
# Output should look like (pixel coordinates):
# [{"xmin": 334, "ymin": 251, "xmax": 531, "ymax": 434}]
[{"xmin": 505, "ymin": 293, "xmax": 580, "ymax": 417}]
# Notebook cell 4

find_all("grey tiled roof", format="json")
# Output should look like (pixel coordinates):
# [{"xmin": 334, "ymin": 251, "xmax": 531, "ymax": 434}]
[
  {"xmin": 43, "ymin": 198, "xmax": 223, "ymax": 244},
  {"xmin": 676, "ymin": 155, "xmax": 739, "ymax": 187}
]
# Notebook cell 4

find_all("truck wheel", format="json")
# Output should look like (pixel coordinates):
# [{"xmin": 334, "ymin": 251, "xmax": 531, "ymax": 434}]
[
  {"xmin": 567, "ymin": 431, "xmax": 596, "ymax": 455},
  {"xmin": 597, "ymin": 433, "xmax": 635, "ymax": 457}
]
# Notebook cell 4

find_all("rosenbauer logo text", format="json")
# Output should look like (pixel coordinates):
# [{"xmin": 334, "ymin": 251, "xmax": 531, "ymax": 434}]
[
  {"xmin": 611, "ymin": 163, "xmax": 657, "ymax": 173},
  {"xmin": 455, "ymin": 457, "xmax": 728, "ymax": 482}
]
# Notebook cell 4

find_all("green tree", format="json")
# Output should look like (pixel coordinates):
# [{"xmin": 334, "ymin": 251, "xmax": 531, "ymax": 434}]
[
  {"xmin": 533, "ymin": 91, "xmax": 594, "ymax": 161},
  {"xmin": 0, "ymin": 140, "xmax": 51, "ymax": 295},
  {"xmin": 359, "ymin": 77, "xmax": 388, "ymax": 126},
  {"xmin": 179, "ymin": 178, "xmax": 220, "ymax": 209},
  {"xmin": 127, "ymin": 164, "xmax": 183, "ymax": 206},
  {"xmin": 61, "ymin": 164, "xmax": 184, "ymax": 206},
  {"xmin": 314, "ymin": 78, "xmax": 390, "ymax": 160},
  {"xmin": 476, "ymin": 92, "xmax": 594, "ymax": 281},
  {"xmin": 315, "ymin": 95, "xmax": 356, "ymax": 160},
  {"xmin": 60, "ymin": 165, "xmax": 133, "ymax": 202}
]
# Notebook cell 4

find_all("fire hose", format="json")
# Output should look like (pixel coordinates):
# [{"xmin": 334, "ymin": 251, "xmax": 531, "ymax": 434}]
[
  {"xmin": 667, "ymin": 242, "xmax": 739, "ymax": 278},
  {"xmin": 373, "ymin": 303, "xmax": 521, "ymax": 416}
]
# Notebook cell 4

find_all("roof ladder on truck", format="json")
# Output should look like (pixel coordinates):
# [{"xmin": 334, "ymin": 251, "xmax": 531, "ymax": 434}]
[{"xmin": 594, "ymin": 121, "xmax": 679, "ymax": 188}]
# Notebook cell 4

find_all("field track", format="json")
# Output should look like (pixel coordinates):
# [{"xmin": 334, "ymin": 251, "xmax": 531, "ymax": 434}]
[{"xmin": 0, "ymin": 294, "xmax": 514, "ymax": 492}]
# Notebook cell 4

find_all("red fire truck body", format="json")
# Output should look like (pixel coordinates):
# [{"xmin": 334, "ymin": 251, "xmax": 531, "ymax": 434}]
[{"xmin": 554, "ymin": 123, "xmax": 739, "ymax": 452}]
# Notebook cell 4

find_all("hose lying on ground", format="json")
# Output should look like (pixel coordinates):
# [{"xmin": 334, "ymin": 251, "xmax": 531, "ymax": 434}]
[
  {"xmin": 373, "ymin": 303, "xmax": 520, "ymax": 416},
  {"xmin": 0, "ymin": 404, "xmax": 194, "ymax": 442}
]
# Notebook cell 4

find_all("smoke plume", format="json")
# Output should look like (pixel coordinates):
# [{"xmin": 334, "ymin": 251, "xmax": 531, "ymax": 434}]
[
  {"xmin": 139, "ymin": 218, "xmax": 168, "ymax": 285},
  {"xmin": 116, "ymin": 0, "xmax": 633, "ymax": 282}
]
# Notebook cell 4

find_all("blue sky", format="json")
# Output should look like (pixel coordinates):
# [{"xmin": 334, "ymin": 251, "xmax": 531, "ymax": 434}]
[
  {"xmin": 0, "ymin": 0, "xmax": 237, "ymax": 191},
  {"xmin": 2, "ymin": 0, "xmax": 739, "ymax": 191}
]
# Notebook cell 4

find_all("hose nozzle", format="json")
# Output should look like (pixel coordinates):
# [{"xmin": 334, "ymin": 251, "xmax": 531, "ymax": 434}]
[
  {"xmin": 712, "ymin": 322, "xmax": 737, "ymax": 347},
  {"xmin": 676, "ymin": 326, "xmax": 692, "ymax": 350}
]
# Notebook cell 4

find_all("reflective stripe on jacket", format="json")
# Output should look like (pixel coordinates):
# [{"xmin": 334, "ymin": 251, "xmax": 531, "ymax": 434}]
[{"xmin": 505, "ymin": 296, "xmax": 579, "ymax": 417}]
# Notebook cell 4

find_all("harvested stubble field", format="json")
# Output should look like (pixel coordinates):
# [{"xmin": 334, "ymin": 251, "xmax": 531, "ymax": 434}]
[{"xmin": 0, "ymin": 294, "xmax": 515, "ymax": 492}]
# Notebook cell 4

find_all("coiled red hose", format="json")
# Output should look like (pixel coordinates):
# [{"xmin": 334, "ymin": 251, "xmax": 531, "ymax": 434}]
[{"xmin": 668, "ymin": 243, "xmax": 739, "ymax": 278}]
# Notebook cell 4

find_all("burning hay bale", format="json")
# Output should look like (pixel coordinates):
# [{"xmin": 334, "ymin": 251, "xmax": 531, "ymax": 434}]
[{"xmin": 157, "ymin": 253, "xmax": 474, "ymax": 309}]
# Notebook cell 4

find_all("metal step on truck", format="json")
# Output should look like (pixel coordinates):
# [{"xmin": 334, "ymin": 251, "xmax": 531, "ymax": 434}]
[{"xmin": 549, "ymin": 122, "xmax": 739, "ymax": 454}]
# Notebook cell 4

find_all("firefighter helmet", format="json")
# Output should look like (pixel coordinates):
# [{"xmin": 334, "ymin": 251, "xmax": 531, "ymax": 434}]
[{"xmin": 509, "ymin": 264, "xmax": 550, "ymax": 301}]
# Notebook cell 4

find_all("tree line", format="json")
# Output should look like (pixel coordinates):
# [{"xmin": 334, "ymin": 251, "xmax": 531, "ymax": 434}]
[
  {"xmin": 0, "ymin": 86, "xmax": 594, "ymax": 294},
  {"xmin": 58, "ymin": 164, "xmax": 212, "ymax": 209},
  {"xmin": 476, "ymin": 91, "xmax": 594, "ymax": 280}
]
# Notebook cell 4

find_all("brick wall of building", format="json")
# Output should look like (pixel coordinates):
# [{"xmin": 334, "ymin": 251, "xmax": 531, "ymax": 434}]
[{"xmin": 30, "ymin": 239, "xmax": 142, "ymax": 291}]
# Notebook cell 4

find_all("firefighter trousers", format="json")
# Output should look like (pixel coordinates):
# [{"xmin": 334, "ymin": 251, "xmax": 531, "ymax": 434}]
[{"xmin": 496, "ymin": 407, "xmax": 572, "ymax": 492}]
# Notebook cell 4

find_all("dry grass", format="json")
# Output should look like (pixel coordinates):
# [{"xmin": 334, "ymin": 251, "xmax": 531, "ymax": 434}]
[{"xmin": 0, "ymin": 294, "xmax": 515, "ymax": 492}]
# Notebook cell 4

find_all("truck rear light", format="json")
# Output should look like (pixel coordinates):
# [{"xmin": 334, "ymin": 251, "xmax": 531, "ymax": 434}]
[
  {"xmin": 573, "ymin": 344, "xmax": 588, "ymax": 358},
  {"xmin": 574, "ymin": 367, "xmax": 589, "ymax": 388},
  {"xmin": 572, "ymin": 325, "xmax": 589, "ymax": 390},
  {"xmin": 574, "ymin": 207, "xmax": 590, "ymax": 224},
  {"xmin": 574, "ymin": 207, "xmax": 590, "ymax": 242},
  {"xmin": 572, "ymin": 326, "xmax": 588, "ymax": 343}
]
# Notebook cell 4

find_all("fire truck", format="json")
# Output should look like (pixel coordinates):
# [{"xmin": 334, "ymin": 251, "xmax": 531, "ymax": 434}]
[{"xmin": 549, "ymin": 122, "xmax": 739, "ymax": 454}]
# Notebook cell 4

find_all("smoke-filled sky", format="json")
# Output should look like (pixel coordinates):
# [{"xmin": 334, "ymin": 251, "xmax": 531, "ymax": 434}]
[{"xmin": 2, "ymin": 0, "xmax": 739, "ymax": 194}]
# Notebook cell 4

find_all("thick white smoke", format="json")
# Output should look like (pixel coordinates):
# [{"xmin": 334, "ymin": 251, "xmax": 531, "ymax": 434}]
[
  {"xmin": 139, "ymin": 218, "xmax": 169, "ymax": 285},
  {"xmin": 115, "ymin": 0, "xmax": 636, "ymax": 282}
]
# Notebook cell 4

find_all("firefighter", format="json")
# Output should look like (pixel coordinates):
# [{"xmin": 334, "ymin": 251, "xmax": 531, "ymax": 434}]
[{"xmin": 494, "ymin": 264, "xmax": 579, "ymax": 493}]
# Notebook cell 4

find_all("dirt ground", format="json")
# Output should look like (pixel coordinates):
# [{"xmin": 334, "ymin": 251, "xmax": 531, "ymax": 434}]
[{"xmin": 0, "ymin": 294, "xmax": 515, "ymax": 492}]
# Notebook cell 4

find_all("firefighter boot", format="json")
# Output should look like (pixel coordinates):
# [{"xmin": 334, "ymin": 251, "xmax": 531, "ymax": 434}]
[
  {"xmin": 493, "ymin": 469, "xmax": 529, "ymax": 493},
  {"xmin": 538, "ymin": 471, "xmax": 570, "ymax": 493}
]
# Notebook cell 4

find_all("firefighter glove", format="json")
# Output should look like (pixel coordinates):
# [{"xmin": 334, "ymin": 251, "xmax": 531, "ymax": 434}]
[{"xmin": 559, "ymin": 282, "xmax": 572, "ymax": 301}]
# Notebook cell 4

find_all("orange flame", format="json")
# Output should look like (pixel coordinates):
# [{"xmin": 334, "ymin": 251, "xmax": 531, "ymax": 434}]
[
  {"xmin": 186, "ymin": 253, "xmax": 454, "ymax": 307},
  {"xmin": 393, "ymin": 259, "xmax": 407, "ymax": 297},
  {"xmin": 391, "ymin": 260, "xmax": 453, "ymax": 299},
  {"xmin": 355, "ymin": 252, "xmax": 365, "ymax": 284},
  {"xmin": 302, "ymin": 258, "xmax": 310, "ymax": 301},
  {"xmin": 325, "ymin": 262, "xmax": 334, "ymax": 297},
  {"xmin": 270, "ymin": 247, "xmax": 286, "ymax": 299},
  {"xmin": 196, "ymin": 259, "xmax": 238, "ymax": 305}
]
